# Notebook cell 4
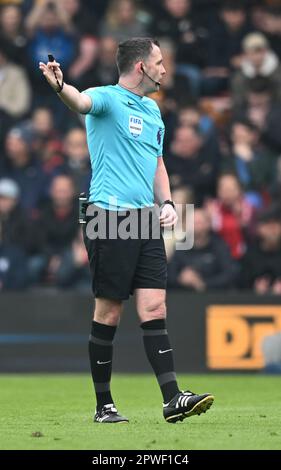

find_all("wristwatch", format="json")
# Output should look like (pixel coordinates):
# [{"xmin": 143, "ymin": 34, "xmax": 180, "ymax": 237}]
[{"xmin": 162, "ymin": 200, "xmax": 175, "ymax": 209}]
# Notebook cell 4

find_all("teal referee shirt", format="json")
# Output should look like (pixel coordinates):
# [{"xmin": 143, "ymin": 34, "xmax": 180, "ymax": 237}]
[{"xmin": 82, "ymin": 84, "xmax": 165, "ymax": 210}]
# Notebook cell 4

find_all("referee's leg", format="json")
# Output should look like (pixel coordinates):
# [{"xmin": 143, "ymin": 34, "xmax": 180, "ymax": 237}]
[
  {"xmin": 136, "ymin": 288, "xmax": 214, "ymax": 422},
  {"xmin": 136, "ymin": 288, "xmax": 180, "ymax": 404},
  {"xmin": 89, "ymin": 298, "xmax": 128, "ymax": 422}
]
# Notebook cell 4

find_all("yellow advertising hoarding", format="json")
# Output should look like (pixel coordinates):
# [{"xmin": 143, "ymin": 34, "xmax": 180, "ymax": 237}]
[{"xmin": 207, "ymin": 306, "xmax": 281, "ymax": 369}]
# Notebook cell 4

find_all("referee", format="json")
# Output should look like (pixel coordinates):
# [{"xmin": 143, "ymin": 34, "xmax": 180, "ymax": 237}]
[{"xmin": 39, "ymin": 38, "xmax": 214, "ymax": 424}]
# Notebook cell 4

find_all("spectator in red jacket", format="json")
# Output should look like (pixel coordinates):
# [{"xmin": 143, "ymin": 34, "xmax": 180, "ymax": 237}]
[{"xmin": 205, "ymin": 173, "xmax": 256, "ymax": 259}]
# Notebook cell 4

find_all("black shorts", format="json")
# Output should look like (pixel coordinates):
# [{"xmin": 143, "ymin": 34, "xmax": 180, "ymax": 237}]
[{"xmin": 83, "ymin": 205, "xmax": 167, "ymax": 300}]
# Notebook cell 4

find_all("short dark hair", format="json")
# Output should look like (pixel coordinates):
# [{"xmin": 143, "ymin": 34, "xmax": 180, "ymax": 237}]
[
  {"xmin": 116, "ymin": 37, "xmax": 160, "ymax": 75},
  {"xmin": 231, "ymin": 117, "xmax": 258, "ymax": 133}
]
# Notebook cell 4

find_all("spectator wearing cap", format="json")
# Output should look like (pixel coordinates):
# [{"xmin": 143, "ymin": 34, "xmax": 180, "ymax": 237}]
[
  {"xmin": 240, "ymin": 206, "xmax": 281, "ymax": 294},
  {"xmin": 0, "ymin": 239, "xmax": 29, "ymax": 290},
  {"xmin": 0, "ymin": 178, "xmax": 29, "ymax": 290},
  {"xmin": 231, "ymin": 32, "xmax": 281, "ymax": 110},
  {"xmin": 0, "ymin": 177, "xmax": 43, "ymax": 253},
  {"xmin": 2, "ymin": 126, "xmax": 49, "ymax": 212}
]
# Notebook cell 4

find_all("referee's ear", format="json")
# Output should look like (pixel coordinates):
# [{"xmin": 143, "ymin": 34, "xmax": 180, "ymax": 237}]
[{"xmin": 137, "ymin": 61, "xmax": 144, "ymax": 74}]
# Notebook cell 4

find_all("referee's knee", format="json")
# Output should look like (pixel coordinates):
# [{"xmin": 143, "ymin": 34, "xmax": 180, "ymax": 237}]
[
  {"xmin": 140, "ymin": 300, "xmax": 167, "ymax": 321},
  {"xmin": 93, "ymin": 299, "xmax": 123, "ymax": 325}
]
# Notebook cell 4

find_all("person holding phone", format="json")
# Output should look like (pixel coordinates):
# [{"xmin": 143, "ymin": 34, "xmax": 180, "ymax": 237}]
[{"xmin": 39, "ymin": 39, "xmax": 214, "ymax": 424}]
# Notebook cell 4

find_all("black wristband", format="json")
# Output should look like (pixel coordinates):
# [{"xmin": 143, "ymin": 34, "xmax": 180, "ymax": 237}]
[
  {"xmin": 162, "ymin": 200, "xmax": 175, "ymax": 209},
  {"xmin": 55, "ymin": 80, "xmax": 64, "ymax": 93}
]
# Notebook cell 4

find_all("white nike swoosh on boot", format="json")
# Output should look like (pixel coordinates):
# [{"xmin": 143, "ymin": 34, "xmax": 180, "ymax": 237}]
[
  {"xmin": 158, "ymin": 349, "xmax": 173, "ymax": 354},
  {"xmin": 97, "ymin": 360, "xmax": 112, "ymax": 365}
]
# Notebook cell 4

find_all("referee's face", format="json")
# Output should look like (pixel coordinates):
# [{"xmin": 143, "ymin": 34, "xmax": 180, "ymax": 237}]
[{"xmin": 143, "ymin": 44, "xmax": 166, "ymax": 93}]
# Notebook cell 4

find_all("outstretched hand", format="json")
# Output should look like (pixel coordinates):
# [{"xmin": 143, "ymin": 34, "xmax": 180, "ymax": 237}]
[{"xmin": 39, "ymin": 59, "xmax": 63, "ymax": 91}]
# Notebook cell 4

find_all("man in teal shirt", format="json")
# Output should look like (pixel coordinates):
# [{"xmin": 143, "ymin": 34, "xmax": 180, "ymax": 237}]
[
  {"xmin": 40, "ymin": 38, "xmax": 214, "ymax": 424},
  {"xmin": 82, "ymin": 83, "xmax": 165, "ymax": 210}
]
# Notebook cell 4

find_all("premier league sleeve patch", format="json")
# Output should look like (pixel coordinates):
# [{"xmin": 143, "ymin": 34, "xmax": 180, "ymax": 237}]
[
  {"xmin": 129, "ymin": 115, "xmax": 143, "ymax": 138},
  {"xmin": 157, "ymin": 127, "xmax": 164, "ymax": 146}
]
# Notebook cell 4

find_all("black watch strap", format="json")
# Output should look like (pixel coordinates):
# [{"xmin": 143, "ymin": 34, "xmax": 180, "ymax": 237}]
[
  {"xmin": 55, "ymin": 80, "xmax": 64, "ymax": 93},
  {"xmin": 162, "ymin": 200, "xmax": 175, "ymax": 209}
]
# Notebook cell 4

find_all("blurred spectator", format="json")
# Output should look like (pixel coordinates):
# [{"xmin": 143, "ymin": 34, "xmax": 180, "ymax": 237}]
[
  {"xmin": 148, "ymin": 40, "xmax": 183, "ymax": 141},
  {"xmin": 178, "ymin": 104, "xmax": 221, "ymax": 160},
  {"xmin": 205, "ymin": 173, "xmax": 256, "ymax": 260},
  {"xmin": 61, "ymin": 0, "xmax": 98, "ymax": 35},
  {"xmin": 32, "ymin": 174, "xmax": 79, "ymax": 284},
  {"xmin": 209, "ymin": 0, "xmax": 252, "ymax": 68},
  {"xmin": 150, "ymin": 0, "xmax": 209, "ymax": 67},
  {"xmin": 31, "ymin": 106, "xmax": 61, "ymax": 146},
  {"xmin": 251, "ymin": 4, "xmax": 281, "ymax": 58},
  {"xmin": 28, "ymin": 106, "xmax": 64, "ymax": 177},
  {"xmin": 154, "ymin": 39, "xmax": 191, "ymax": 105},
  {"xmin": 73, "ymin": 36, "xmax": 118, "ymax": 90},
  {"xmin": 148, "ymin": 39, "xmax": 192, "ymax": 146},
  {"xmin": 240, "ymin": 206, "xmax": 281, "ymax": 294},
  {"xmin": 100, "ymin": 0, "xmax": 147, "ymax": 41},
  {"xmin": 183, "ymin": 1, "xmax": 255, "ymax": 98},
  {"xmin": 0, "ymin": 240, "xmax": 28, "ymax": 290},
  {"xmin": 222, "ymin": 118, "xmax": 275, "ymax": 207},
  {"xmin": 39, "ymin": 173, "xmax": 78, "ymax": 257},
  {"xmin": 0, "ymin": 178, "xmax": 31, "ymax": 249},
  {"xmin": 0, "ymin": 178, "xmax": 29, "ymax": 290},
  {"xmin": 237, "ymin": 78, "xmax": 281, "ymax": 153},
  {"xmin": 163, "ymin": 184, "xmax": 194, "ymax": 261},
  {"xmin": 0, "ymin": 3, "xmax": 27, "ymax": 65},
  {"xmin": 231, "ymin": 32, "xmax": 281, "ymax": 109},
  {"xmin": 0, "ymin": 0, "xmax": 280, "ymax": 292},
  {"xmin": 178, "ymin": 104, "xmax": 215, "ymax": 136},
  {"xmin": 61, "ymin": 127, "xmax": 91, "ymax": 194},
  {"xmin": 53, "ymin": 228, "xmax": 91, "ymax": 290},
  {"xmin": 203, "ymin": 0, "xmax": 253, "ymax": 95},
  {"xmin": 165, "ymin": 125, "xmax": 220, "ymax": 205},
  {"xmin": 0, "ymin": 40, "xmax": 31, "ymax": 119},
  {"xmin": 25, "ymin": 0, "xmax": 76, "ymax": 91},
  {"xmin": 63, "ymin": 0, "xmax": 99, "ymax": 88},
  {"xmin": 67, "ymin": 36, "xmax": 99, "ymax": 88},
  {"xmin": 168, "ymin": 208, "xmax": 239, "ymax": 290},
  {"xmin": 2, "ymin": 126, "xmax": 49, "ymax": 212}
]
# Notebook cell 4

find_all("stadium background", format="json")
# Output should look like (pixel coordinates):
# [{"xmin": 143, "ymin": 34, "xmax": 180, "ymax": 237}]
[{"xmin": 0, "ymin": 0, "xmax": 281, "ymax": 450}]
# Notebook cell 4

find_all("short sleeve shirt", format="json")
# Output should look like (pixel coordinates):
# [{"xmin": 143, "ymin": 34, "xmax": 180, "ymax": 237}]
[{"xmin": 82, "ymin": 84, "xmax": 165, "ymax": 210}]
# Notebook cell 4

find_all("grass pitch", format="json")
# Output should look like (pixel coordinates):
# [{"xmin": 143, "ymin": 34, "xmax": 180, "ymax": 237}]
[{"xmin": 0, "ymin": 374, "xmax": 280, "ymax": 450}]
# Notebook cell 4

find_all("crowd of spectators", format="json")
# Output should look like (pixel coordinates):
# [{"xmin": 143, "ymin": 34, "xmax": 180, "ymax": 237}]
[{"xmin": 0, "ymin": 0, "xmax": 281, "ymax": 293}]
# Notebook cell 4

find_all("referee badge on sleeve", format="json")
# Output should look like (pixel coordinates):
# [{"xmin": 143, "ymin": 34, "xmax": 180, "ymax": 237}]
[{"xmin": 129, "ymin": 115, "xmax": 143, "ymax": 138}]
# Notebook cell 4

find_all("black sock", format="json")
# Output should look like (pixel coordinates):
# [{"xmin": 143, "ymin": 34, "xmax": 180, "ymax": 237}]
[
  {"xmin": 141, "ymin": 319, "xmax": 180, "ymax": 403},
  {"xmin": 89, "ymin": 320, "xmax": 117, "ymax": 411}
]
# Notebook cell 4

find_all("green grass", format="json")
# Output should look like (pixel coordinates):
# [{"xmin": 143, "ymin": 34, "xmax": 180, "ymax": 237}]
[{"xmin": 0, "ymin": 374, "xmax": 280, "ymax": 450}]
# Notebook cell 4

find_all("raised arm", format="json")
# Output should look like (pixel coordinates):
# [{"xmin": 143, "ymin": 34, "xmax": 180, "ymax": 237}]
[{"xmin": 39, "ymin": 59, "xmax": 92, "ymax": 114}]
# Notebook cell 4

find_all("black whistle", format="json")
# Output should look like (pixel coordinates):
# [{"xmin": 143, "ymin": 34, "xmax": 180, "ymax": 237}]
[{"xmin": 48, "ymin": 54, "xmax": 55, "ymax": 62}]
